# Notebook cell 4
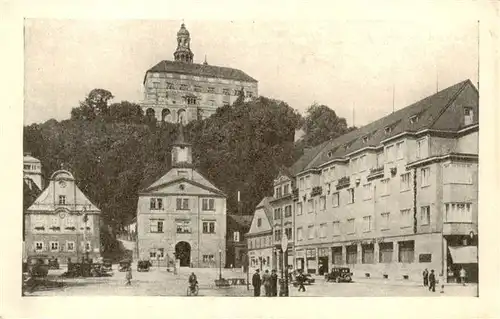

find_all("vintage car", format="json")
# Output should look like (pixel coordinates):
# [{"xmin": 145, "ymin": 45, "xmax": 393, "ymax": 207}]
[
  {"xmin": 292, "ymin": 272, "xmax": 316, "ymax": 287},
  {"xmin": 137, "ymin": 260, "xmax": 152, "ymax": 272},
  {"xmin": 119, "ymin": 259, "xmax": 132, "ymax": 272},
  {"xmin": 90, "ymin": 263, "xmax": 113, "ymax": 277},
  {"xmin": 325, "ymin": 267, "xmax": 353, "ymax": 283},
  {"xmin": 26, "ymin": 256, "xmax": 49, "ymax": 277}
]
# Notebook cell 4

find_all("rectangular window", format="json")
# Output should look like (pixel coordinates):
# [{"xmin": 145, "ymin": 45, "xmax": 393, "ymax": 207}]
[
  {"xmin": 347, "ymin": 218, "xmax": 355, "ymax": 234},
  {"xmin": 180, "ymin": 84, "xmax": 188, "ymax": 91},
  {"xmin": 346, "ymin": 245, "xmax": 358, "ymax": 264},
  {"xmin": 400, "ymin": 173, "xmax": 411, "ymax": 191},
  {"xmin": 150, "ymin": 219, "xmax": 164, "ymax": 233},
  {"xmin": 296, "ymin": 202, "xmax": 303, "ymax": 215},
  {"xmin": 283, "ymin": 184, "xmax": 290, "ymax": 195},
  {"xmin": 305, "ymin": 176, "xmax": 311, "ymax": 189},
  {"xmin": 35, "ymin": 241, "xmax": 44, "ymax": 252},
  {"xmin": 420, "ymin": 206, "xmax": 430, "ymax": 225},
  {"xmin": 400, "ymin": 209, "xmax": 412, "ymax": 228},
  {"xmin": 202, "ymin": 198, "xmax": 215, "ymax": 211},
  {"xmin": 50, "ymin": 241, "xmax": 59, "ymax": 252},
  {"xmin": 376, "ymin": 152, "xmax": 384, "ymax": 167},
  {"xmin": 421, "ymin": 167, "xmax": 430, "ymax": 187},
  {"xmin": 319, "ymin": 223, "xmax": 327, "ymax": 238},
  {"xmin": 332, "ymin": 221, "xmax": 340, "ymax": 236},
  {"xmin": 150, "ymin": 198, "xmax": 163, "ymax": 210},
  {"xmin": 50, "ymin": 217, "xmax": 60, "ymax": 231},
  {"xmin": 363, "ymin": 183, "xmax": 372, "ymax": 200},
  {"xmin": 257, "ymin": 218, "xmax": 262, "ymax": 227},
  {"xmin": 362, "ymin": 244, "xmax": 374, "ymax": 264},
  {"xmin": 166, "ymin": 82, "xmax": 175, "ymax": 89},
  {"xmin": 274, "ymin": 229, "xmax": 282, "ymax": 242},
  {"xmin": 299, "ymin": 177, "xmax": 305, "ymax": 190},
  {"xmin": 416, "ymin": 137, "xmax": 429, "ymax": 159},
  {"xmin": 176, "ymin": 198, "xmax": 189, "ymax": 210},
  {"xmin": 396, "ymin": 141, "xmax": 405, "ymax": 159},
  {"xmin": 332, "ymin": 192, "xmax": 339, "ymax": 207},
  {"xmin": 386, "ymin": 145, "xmax": 395, "ymax": 162},
  {"xmin": 444, "ymin": 202, "xmax": 473, "ymax": 222},
  {"xmin": 398, "ymin": 240, "xmax": 415, "ymax": 263},
  {"xmin": 347, "ymin": 188, "xmax": 355, "ymax": 204},
  {"xmin": 307, "ymin": 225, "xmax": 315, "ymax": 239},
  {"xmin": 380, "ymin": 212, "xmax": 390, "ymax": 230},
  {"xmin": 359, "ymin": 155, "xmax": 367, "ymax": 172},
  {"xmin": 207, "ymin": 87, "xmax": 215, "ymax": 93},
  {"xmin": 285, "ymin": 227, "xmax": 292, "ymax": 240},
  {"xmin": 297, "ymin": 227, "xmax": 303, "ymax": 241},
  {"xmin": 380, "ymin": 178, "xmax": 390, "ymax": 196},
  {"xmin": 332, "ymin": 247, "xmax": 342, "ymax": 264},
  {"xmin": 307, "ymin": 199, "xmax": 313, "ymax": 213},
  {"xmin": 176, "ymin": 220, "xmax": 191, "ymax": 233},
  {"xmin": 362, "ymin": 216, "xmax": 372, "ymax": 232},
  {"xmin": 194, "ymin": 85, "xmax": 202, "ymax": 92},
  {"xmin": 223, "ymin": 88, "xmax": 231, "ymax": 95},
  {"xmin": 379, "ymin": 242, "xmax": 393, "ymax": 263},
  {"xmin": 66, "ymin": 241, "xmax": 75, "ymax": 252},
  {"xmin": 203, "ymin": 221, "xmax": 216, "ymax": 234},
  {"xmin": 319, "ymin": 196, "xmax": 326, "ymax": 211},
  {"xmin": 351, "ymin": 158, "xmax": 358, "ymax": 173},
  {"xmin": 284, "ymin": 205, "xmax": 292, "ymax": 217},
  {"xmin": 58, "ymin": 195, "xmax": 66, "ymax": 205},
  {"xmin": 464, "ymin": 107, "xmax": 474, "ymax": 125},
  {"xmin": 274, "ymin": 208, "xmax": 282, "ymax": 220},
  {"xmin": 149, "ymin": 249, "xmax": 157, "ymax": 259}
]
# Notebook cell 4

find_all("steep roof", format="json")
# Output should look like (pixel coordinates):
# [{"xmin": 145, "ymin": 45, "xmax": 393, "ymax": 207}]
[
  {"xmin": 255, "ymin": 196, "xmax": 274, "ymax": 224},
  {"xmin": 303, "ymin": 79, "xmax": 478, "ymax": 171},
  {"xmin": 227, "ymin": 214, "xmax": 253, "ymax": 231},
  {"xmin": 23, "ymin": 178, "xmax": 41, "ymax": 211},
  {"xmin": 144, "ymin": 60, "xmax": 258, "ymax": 84},
  {"xmin": 23, "ymin": 154, "xmax": 41, "ymax": 163}
]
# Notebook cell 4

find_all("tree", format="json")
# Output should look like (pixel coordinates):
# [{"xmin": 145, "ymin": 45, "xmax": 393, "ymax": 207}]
[
  {"xmin": 71, "ymin": 88, "xmax": 114, "ymax": 121},
  {"xmin": 109, "ymin": 101, "xmax": 144, "ymax": 124},
  {"xmin": 302, "ymin": 103, "xmax": 352, "ymax": 147}
]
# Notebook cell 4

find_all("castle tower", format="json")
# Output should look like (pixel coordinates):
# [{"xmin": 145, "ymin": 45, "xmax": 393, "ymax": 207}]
[
  {"xmin": 171, "ymin": 124, "xmax": 193, "ymax": 168},
  {"xmin": 173, "ymin": 23, "xmax": 194, "ymax": 63}
]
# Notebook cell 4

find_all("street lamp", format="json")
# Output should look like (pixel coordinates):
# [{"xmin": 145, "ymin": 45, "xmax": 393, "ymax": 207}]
[{"xmin": 219, "ymin": 249, "xmax": 222, "ymax": 280}]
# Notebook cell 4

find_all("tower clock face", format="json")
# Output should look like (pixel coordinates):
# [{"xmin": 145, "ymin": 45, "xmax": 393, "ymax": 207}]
[{"xmin": 59, "ymin": 181, "xmax": 67, "ymax": 188}]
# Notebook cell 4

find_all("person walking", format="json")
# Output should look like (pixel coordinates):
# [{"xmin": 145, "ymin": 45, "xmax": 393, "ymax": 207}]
[
  {"xmin": 297, "ymin": 269, "xmax": 306, "ymax": 292},
  {"xmin": 428, "ymin": 269, "xmax": 436, "ymax": 292},
  {"xmin": 460, "ymin": 267, "xmax": 467, "ymax": 286},
  {"xmin": 125, "ymin": 267, "xmax": 132, "ymax": 286},
  {"xmin": 262, "ymin": 269, "xmax": 272, "ymax": 296},
  {"xmin": 270, "ymin": 269, "xmax": 278, "ymax": 296},
  {"xmin": 422, "ymin": 268, "xmax": 429, "ymax": 287},
  {"xmin": 252, "ymin": 269, "xmax": 261, "ymax": 297}
]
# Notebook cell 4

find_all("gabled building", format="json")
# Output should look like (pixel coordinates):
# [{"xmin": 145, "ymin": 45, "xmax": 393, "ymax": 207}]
[
  {"xmin": 291, "ymin": 79, "xmax": 478, "ymax": 282},
  {"xmin": 25, "ymin": 168, "xmax": 102, "ymax": 263},
  {"xmin": 141, "ymin": 23, "xmax": 258, "ymax": 124},
  {"xmin": 136, "ymin": 126, "xmax": 227, "ymax": 268},
  {"xmin": 246, "ymin": 197, "xmax": 274, "ymax": 272}
]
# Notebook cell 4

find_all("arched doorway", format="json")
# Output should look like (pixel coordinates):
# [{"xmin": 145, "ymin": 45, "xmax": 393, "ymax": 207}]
[
  {"xmin": 146, "ymin": 108, "xmax": 156, "ymax": 122},
  {"xmin": 177, "ymin": 109, "xmax": 187, "ymax": 125},
  {"xmin": 175, "ymin": 241, "xmax": 191, "ymax": 267},
  {"xmin": 161, "ymin": 108, "xmax": 171, "ymax": 122}
]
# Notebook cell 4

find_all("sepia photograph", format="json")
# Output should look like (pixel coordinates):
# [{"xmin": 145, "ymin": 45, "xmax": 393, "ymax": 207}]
[{"xmin": 21, "ymin": 17, "xmax": 481, "ymax": 299}]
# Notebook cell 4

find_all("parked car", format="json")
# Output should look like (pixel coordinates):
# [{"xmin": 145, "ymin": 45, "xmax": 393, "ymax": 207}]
[
  {"xmin": 137, "ymin": 260, "xmax": 152, "ymax": 272},
  {"xmin": 26, "ymin": 256, "xmax": 49, "ymax": 277},
  {"xmin": 119, "ymin": 259, "xmax": 132, "ymax": 272},
  {"xmin": 325, "ymin": 267, "xmax": 353, "ymax": 283},
  {"xmin": 90, "ymin": 263, "xmax": 113, "ymax": 277}
]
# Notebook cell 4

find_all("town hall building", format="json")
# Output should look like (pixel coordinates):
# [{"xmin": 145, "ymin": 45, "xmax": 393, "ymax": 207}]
[
  {"xmin": 136, "ymin": 126, "xmax": 227, "ymax": 267},
  {"xmin": 141, "ymin": 23, "xmax": 258, "ymax": 124}
]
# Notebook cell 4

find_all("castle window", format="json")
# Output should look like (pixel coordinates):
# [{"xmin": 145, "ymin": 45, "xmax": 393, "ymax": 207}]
[
  {"xmin": 207, "ymin": 87, "xmax": 215, "ymax": 93},
  {"xmin": 194, "ymin": 85, "xmax": 202, "ymax": 92},
  {"xmin": 166, "ymin": 82, "xmax": 175, "ymax": 89},
  {"xmin": 180, "ymin": 84, "xmax": 188, "ymax": 91},
  {"xmin": 187, "ymin": 97, "xmax": 197, "ymax": 105},
  {"xmin": 222, "ymin": 88, "xmax": 230, "ymax": 96},
  {"xmin": 246, "ymin": 91, "xmax": 253, "ymax": 98},
  {"xmin": 58, "ymin": 195, "xmax": 66, "ymax": 205}
]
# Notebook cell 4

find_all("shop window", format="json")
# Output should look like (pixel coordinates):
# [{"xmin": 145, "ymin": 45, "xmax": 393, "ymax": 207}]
[
  {"xmin": 332, "ymin": 247, "xmax": 342, "ymax": 264},
  {"xmin": 346, "ymin": 245, "xmax": 358, "ymax": 264},
  {"xmin": 362, "ymin": 244, "xmax": 374, "ymax": 264},
  {"xmin": 379, "ymin": 242, "xmax": 393, "ymax": 263},
  {"xmin": 398, "ymin": 240, "xmax": 415, "ymax": 263}
]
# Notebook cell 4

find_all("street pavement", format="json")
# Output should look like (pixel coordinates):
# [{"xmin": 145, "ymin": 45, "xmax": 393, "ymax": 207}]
[{"xmin": 27, "ymin": 266, "xmax": 477, "ymax": 297}]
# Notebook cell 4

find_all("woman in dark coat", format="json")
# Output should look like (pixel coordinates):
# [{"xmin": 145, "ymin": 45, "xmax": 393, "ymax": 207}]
[
  {"xmin": 252, "ymin": 269, "xmax": 261, "ymax": 296},
  {"xmin": 270, "ymin": 269, "xmax": 278, "ymax": 296}
]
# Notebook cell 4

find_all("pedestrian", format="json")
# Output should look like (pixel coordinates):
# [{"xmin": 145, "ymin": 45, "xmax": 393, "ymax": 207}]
[
  {"xmin": 297, "ymin": 269, "xmax": 306, "ymax": 292},
  {"xmin": 422, "ymin": 268, "xmax": 429, "ymax": 287},
  {"xmin": 270, "ymin": 269, "xmax": 278, "ymax": 296},
  {"xmin": 460, "ymin": 267, "xmax": 466, "ymax": 285},
  {"xmin": 252, "ymin": 269, "xmax": 261, "ymax": 297},
  {"xmin": 125, "ymin": 267, "xmax": 132, "ymax": 285},
  {"xmin": 262, "ymin": 269, "xmax": 272, "ymax": 296},
  {"xmin": 428, "ymin": 269, "xmax": 436, "ymax": 292}
]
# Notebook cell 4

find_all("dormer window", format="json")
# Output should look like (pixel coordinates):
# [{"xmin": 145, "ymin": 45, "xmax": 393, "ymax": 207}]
[
  {"xmin": 385, "ymin": 126, "xmax": 392, "ymax": 134},
  {"xmin": 362, "ymin": 136, "xmax": 368, "ymax": 144},
  {"xmin": 464, "ymin": 107, "xmax": 474, "ymax": 126},
  {"xmin": 327, "ymin": 151, "xmax": 333, "ymax": 158},
  {"xmin": 409, "ymin": 115, "xmax": 419, "ymax": 124}
]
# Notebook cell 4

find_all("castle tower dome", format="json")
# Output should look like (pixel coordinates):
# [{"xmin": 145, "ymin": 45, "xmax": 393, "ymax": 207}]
[{"xmin": 173, "ymin": 23, "xmax": 194, "ymax": 63}]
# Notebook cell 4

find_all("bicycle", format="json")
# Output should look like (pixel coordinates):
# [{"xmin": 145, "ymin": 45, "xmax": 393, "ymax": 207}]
[{"xmin": 186, "ymin": 283, "xmax": 199, "ymax": 296}]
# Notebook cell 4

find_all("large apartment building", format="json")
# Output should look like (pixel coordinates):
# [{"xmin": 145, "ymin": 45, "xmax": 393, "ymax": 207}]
[{"xmin": 277, "ymin": 79, "xmax": 478, "ymax": 283}]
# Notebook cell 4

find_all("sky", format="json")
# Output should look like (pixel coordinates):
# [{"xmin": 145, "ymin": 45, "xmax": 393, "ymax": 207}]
[{"xmin": 24, "ymin": 19, "xmax": 479, "ymax": 126}]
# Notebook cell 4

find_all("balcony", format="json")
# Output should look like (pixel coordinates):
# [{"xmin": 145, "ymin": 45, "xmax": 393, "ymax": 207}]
[
  {"xmin": 311, "ymin": 186, "xmax": 323, "ymax": 197},
  {"xmin": 367, "ymin": 166, "xmax": 384, "ymax": 181},
  {"xmin": 336, "ymin": 176, "xmax": 350, "ymax": 190}
]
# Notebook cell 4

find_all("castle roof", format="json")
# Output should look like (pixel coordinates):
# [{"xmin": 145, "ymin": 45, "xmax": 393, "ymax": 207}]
[{"xmin": 144, "ymin": 60, "xmax": 258, "ymax": 84}]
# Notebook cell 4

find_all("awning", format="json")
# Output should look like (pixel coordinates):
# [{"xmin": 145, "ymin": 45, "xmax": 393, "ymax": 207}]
[{"xmin": 449, "ymin": 246, "xmax": 478, "ymax": 264}]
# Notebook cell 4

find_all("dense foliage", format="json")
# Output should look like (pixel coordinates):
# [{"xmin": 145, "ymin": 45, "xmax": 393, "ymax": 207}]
[{"xmin": 24, "ymin": 90, "xmax": 353, "ymax": 239}]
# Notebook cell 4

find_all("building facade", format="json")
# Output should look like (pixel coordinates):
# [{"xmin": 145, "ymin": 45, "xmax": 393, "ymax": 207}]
[
  {"xmin": 290, "ymin": 80, "xmax": 478, "ymax": 282},
  {"xmin": 23, "ymin": 153, "xmax": 43, "ymax": 191},
  {"xmin": 25, "ymin": 169, "xmax": 102, "ymax": 263},
  {"xmin": 136, "ymin": 127, "xmax": 227, "ymax": 268},
  {"xmin": 225, "ymin": 214, "xmax": 253, "ymax": 269},
  {"xmin": 246, "ymin": 197, "xmax": 274, "ymax": 272},
  {"xmin": 141, "ymin": 23, "xmax": 258, "ymax": 124}
]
